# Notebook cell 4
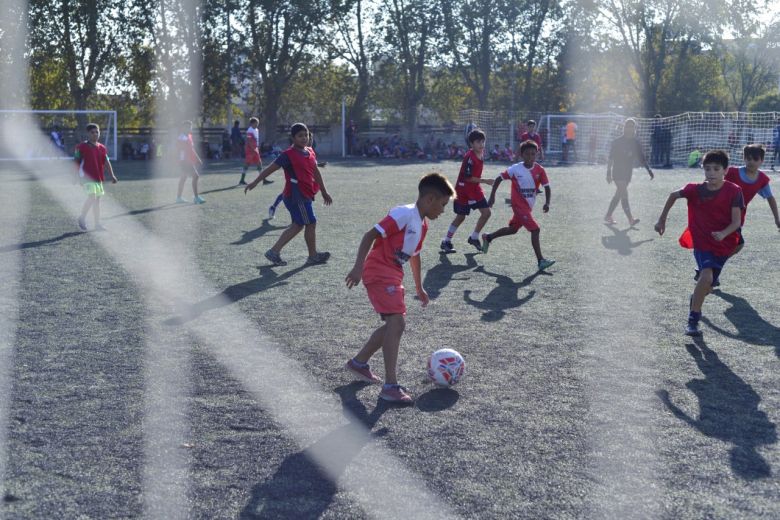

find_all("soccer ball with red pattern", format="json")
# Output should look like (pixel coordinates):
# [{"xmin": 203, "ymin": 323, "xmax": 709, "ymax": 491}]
[{"xmin": 427, "ymin": 349, "xmax": 465, "ymax": 387}]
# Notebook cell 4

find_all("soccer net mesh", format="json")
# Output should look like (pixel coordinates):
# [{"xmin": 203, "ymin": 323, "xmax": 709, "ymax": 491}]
[
  {"xmin": 460, "ymin": 109, "xmax": 780, "ymax": 166},
  {"xmin": 0, "ymin": 110, "xmax": 117, "ymax": 161}
]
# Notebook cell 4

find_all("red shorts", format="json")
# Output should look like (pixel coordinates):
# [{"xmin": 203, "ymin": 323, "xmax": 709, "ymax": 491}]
[
  {"xmin": 509, "ymin": 209, "xmax": 539, "ymax": 231},
  {"xmin": 365, "ymin": 283, "xmax": 406, "ymax": 316},
  {"xmin": 245, "ymin": 148, "xmax": 261, "ymax": 165}
]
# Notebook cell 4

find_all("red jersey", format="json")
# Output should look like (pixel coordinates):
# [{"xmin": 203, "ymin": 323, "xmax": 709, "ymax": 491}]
[
  {"xmin": 363, "ymin": 204, "xmax": 428, "ymax": 285},
  {"xmin": 74, "ymin": 141, "xmax": 108, "ymax": 182},
  {"xmin": 501, "ymin": 162, "xmax": 549, "ymax": 212},
  {"xmin": 177, "ymin": 133, "xmax": 199, "ymax": 165},
  {"xmin": 274, "ymin": 146, "xmax": 319, "ymax": 199},
  {"xmin": 725, "ymin": 166, "xmax": 770, "ymax": 223},
  {"xmin": 455, "ymin": 150, "xmax": 485, "ymax": 203},
  {"xmin": 520, "ymin": 132, "xmax": 543, "ymax": 150},
  {"xmin": 680, "ymin": 181, "xmax": 744, "ymax": 256}
]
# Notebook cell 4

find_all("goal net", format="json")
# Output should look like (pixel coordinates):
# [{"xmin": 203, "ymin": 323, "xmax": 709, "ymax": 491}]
[{"xmin": 0, "ymin": 110, "xmax": 118, "ymax": 161}]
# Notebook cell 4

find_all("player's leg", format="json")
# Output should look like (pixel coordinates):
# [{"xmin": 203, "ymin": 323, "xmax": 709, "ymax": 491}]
[
  {"xmin": 467, "ymin": 202, "xmax": 491, "ymax": 250},
  {"xmin": 239, "ymin": 163, "xmax": 248, "ymax": 185},
  {"xmin": 442, "ymin": 204, "xmax": 467, "ymax": 251},
  {"xmin": 346, "ymin": 322, "xmax": 386, "ymax": 384},
  {"xmin": 529, "ymin": 223, "xmax": 554, "ymax": 269},
  {"xmin": 270, "ymin": 223, "xmax": 303, "ymax": 254},
  {"xmin": 176, "ymin": 166, "xmax": 188, "ymax": 201},
  {"xmin": 380, "ymin": 314, "xmax": 405, "ymax": 385},
  {"xmin": 191, "ymin": 168, "xmax": 204, "ymax": 203},
  {"xmin": 268, "ymin": 192, "xmax": 284, "ymax": 219},
  {"xmin": 93, "ymin": 196, "xmax": 102, "ymax": 227},
  {"xmin": 605, "ymin": 184, "xmax": 621, "ymax": 223},
  {"xmin": 79, "ymin": 194, "xmax": 95, "ymax": 230},
  {"xmin": 616, "ymin": 180, "xmax": 637, "ymax": 224}
]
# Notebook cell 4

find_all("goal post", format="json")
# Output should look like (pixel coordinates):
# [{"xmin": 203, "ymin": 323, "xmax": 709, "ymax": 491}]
[{"xmin": 0, "ymin": 109, "xmax": 118, "ymax": 161}]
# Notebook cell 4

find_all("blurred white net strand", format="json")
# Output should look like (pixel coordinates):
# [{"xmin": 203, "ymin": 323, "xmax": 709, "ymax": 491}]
[{"xmin": 0, "ymin": 1, "xmax": 455, "ymax": 517}]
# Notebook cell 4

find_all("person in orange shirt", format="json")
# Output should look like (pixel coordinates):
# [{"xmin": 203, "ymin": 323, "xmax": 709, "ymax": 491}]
[{"xmin": 565, "ymin": 120, "xmax": 578, "ymax": 163}]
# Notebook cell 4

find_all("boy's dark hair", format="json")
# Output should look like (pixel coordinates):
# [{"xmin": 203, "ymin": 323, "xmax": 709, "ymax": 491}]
[
  {"xmin": 249, "ymin": 117, "xmax": 259, "ymax": 125},
  {"xmin": 85, "ymin": 123, "xmax": 99, "ymax": 132},
  {"xmin": 290, "ymin": 122, "xmax": 308, "ymax": 137},
  {"xmin": 467, "ymin": 129, "xmax": 486, "ymax": 144},
  {"xmin": 519, "ymin": 139, "xmax": 539, "ymax": 155},
  {"xmin": 702, "ymin": 149, "xmax": 729, "ymax": 168},
  {"xmin": 418, "ymin": 172, "xmax": 454, "ymax": 198},
  {"xmin": 527, "ymin": 119, "xmax": 536, "ymax": 126},
  {"xmin": 743, "ymin": 143, "xmax": 765, "ymax": 161}
]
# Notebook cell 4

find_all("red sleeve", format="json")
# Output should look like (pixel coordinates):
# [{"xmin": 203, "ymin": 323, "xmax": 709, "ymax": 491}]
[
  {"xmin": 680, "ymin": 183, "xmax": 697, "ymax": 199},
  {"xmin": 500, "ymin": 170, "xmax": 511, "ymax": 180},
  {"xmin": 725, "ymin": 167, "xmax": 739, "ymax": 184},
  {"xmin": 538, "ymin": 166, "xmax": 549, "ymax": 186}
]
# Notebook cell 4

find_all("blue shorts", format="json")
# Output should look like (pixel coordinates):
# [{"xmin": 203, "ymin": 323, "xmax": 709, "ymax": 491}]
[
  {"xmin": 283, "ymin": 196, "xmax": 316, "ymax": 225},
  {"xmin": 453, "ymin": 198, "xmax": 489, "ymax": 215},
  {"xmin": 694, "ymin": 250, "xmax": 729, "ymax": 282}
]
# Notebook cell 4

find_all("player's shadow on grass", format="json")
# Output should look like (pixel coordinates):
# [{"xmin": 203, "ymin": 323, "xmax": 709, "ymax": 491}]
[
  {"xmin": 415, "ymin": 387, "xmax": 459, "ymax": 412},
  {"xmin": 231, "ymin": 220, "xmax": 287, "ymax": 246},
  {"xmin": 164, "ymin": 265, "xmax": 307, "ymax": 325},
  {"xmin": 701, "ymin": 290, "xmax": 780, "ymax": 358},
  {"xmin": 0, "ymin": 231, "xmax": 83, "ymax": 253},
  {"xmin": 105, "ymin": 203, "xmax": 186, "ymax": 220},
  {"xmin": 200, "ymin": 184, "xmax": 244, "ymax": 195},
  {"xmin": 423, "ymin": 252, "xmax": 479, "ymax": 299},
  {"xmin": 464, "ymin": 266, "xmax": 546, "ymax": 321},
  {"xmin": 601, "ymin": 223, "xmax": 653, "ymax": 256},
  {"xmin": 239, "ymin": 382, "xmax": 390, "ymax": 519},
  {"xmin": 657, "ymin": 337, "xmax": 776, "ymax": 480}
]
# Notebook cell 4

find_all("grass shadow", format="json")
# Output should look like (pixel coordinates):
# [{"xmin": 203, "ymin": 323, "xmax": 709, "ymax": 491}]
[
  {"xmin": 657, "ymin": 337, "xmax": 776, "ymax": 480},
  {"xmin": 601, "ymin": 223, "xmax": 653, "ymax": 256},
  {"xmin": 231, "ymin": 220, "xmax": 288, "ymax": 246},
  {"xmin": 701, "ymin": 290, "xmax": 780, "ymax": 359},
  {"xmin": 423, "ymin": 252, "xmax": 479, "ymax": 300},
  {"xmin": 415, "ymin": 387, "xmax": 460, "ymax": 412},
  {"xmin": 165, "ymin": 264, "xmax": 308, "ymax": 325},
  {"xmin": 239, "ymin": 382, "xmax": 390, "ymax": 519},
  {"xmin": 105, "ymin": 203, "xmax": 188, "ymax": 220},
  {"xmin": 0, "ymin": 231, "xmax": 83, "ymax": 254},
  {"xmin": 463, "ymin": 267, "xmax": 548, "ymax": 321}
]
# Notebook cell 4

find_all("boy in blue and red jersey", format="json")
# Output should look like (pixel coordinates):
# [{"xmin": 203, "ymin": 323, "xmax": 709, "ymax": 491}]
[
  {"xmin": 520, "ymin": 120, "xmax": 544, "ymax": 161},
  {"xmin": 245, "ymin": 123, "xmax": 332, "ymax": 266},
  {"xmin": 440, "ymin": 128, "xmax": 494, "ymax": 253},
  {"xmin": 345, "ymin": 173, "xmax": 454, "ymax": 403},
  {"xmin": 74, "ymin": 123, "xmax": 117, "ymax": 231},
  {"xmin": 655, "ymin": 150, "xmax": 744, "ymax": 336}
]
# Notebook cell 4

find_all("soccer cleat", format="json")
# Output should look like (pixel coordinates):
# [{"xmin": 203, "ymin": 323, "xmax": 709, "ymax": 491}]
[
  {"xmin": 712, "ymin": 279, "xmax": 720, "ymax": 288},
  {"xmin": 379, "ymin": 384, "xmax": 414, "ymax": 403},
  {"xmin": 193, "ymin": 195, "xmax": 206, "ymax": 204},
  {"xmin": 176, "ymin": 196, "xmax": 188, "ymax": 204},
  {"xmin": 77, "ymin": 216, "xmax": 87, "ymax": 231},
  {"xmin": 467, "ymin": 236, "xmax": 482, "ymax": 252},
  {"xmin": 685, "ymin": 320, "xmax": 703, "ymax": 337},
  {"xmin": 538, "ymin": 258, "xmax": 556, "ymax": 270},
  {"xmin": 345, "ymin": 359, "xmax": 382, "ymax": 384},
  {"xmin": 305, "ymin": 251, "xmax": 331, "ymax": 265},
  {"xmin": 604, "ymin": 216, "xmax": 617, "ymax": 225},
  {"xmin": 440, "ymin": 240, "xmax": 455, "ymax": 253},
  {"xmin": 630, "ymin": 218, "xmax": 640, "ymax": 226},
  {"xmin": 480, "ymin": 233, "xmax": 491, "ymax": 253},
  {"xmin": 268, "ymin": 205, "xmax": 276, "ymax": 220},
  {"xmin": 238, "ymin": 179, "xmax": 247, "ymax": 185},
  {"xmin": 264, "ymin": 249, "xmax": 288, "ymax": 266}
]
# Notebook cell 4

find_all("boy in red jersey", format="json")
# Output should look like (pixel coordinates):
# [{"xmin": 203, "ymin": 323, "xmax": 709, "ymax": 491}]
[
  {"xmin": 345, "ymin": 173, "xmax": 454, "ymax": 403},
  {"xmin": 239, "ymin": 117, "xmax": 265, "ymax": 186},
  {"xmin": 244, "ymin": 123, "xmax": 332, "ymax": 266},
  {"xmin": 520, "ymin": 120, "xmax": 544, "ymax": 161},
  {"xmin": 440, "ymin": 128, "xmax": 494, "ymax": 253},
  {"xmin": 175, "ymin": 120, "xmax": 205, "ymax": 204},
  {"xmin": 654, "ymin": 150, "xmax": 744, "ymax": 336},
  {"xmin": 74, "ymin": 123, "xmax": 117, "ymax": 231},
  {"xmin": 725, "ymin": 144, "xmax": 780, "ymax": 257},
  {"xmin": 481, "ymin": 140, "xmax": 555, "ymax": 271}
]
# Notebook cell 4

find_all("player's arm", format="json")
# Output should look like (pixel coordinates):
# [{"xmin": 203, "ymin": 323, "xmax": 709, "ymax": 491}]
[
  {"xmin": 409, "ymin": 254, "xmax": 429, "ymax": 307},
  {"xmin": 542, "ymin": 185, "xmax": 551, "ymax": 213},
  {"xmin": 312, "ymin": 166, "xmax": 332, "ymax": 205},
  {"xmin": 713, "ymin": 206, "xmax": 742, "ymax": 241},
  {"xmin": 606, "ymin": 155, "xmax": 613, "ymax": 184},
  {"xmin": 345, "ymin": 228, "xmax": 380, "ymax": 288},
  {"xmin": 105, "ymin": 156, "xmax": 118, "ymax": 183},
  {"xmin": 767, "ymin": 196, "xmax": 780, "ymax": 230},
  {"xmin": 654, "ymin": 191, "xmax": 682, "ymax": 235},
  {"xmin": 487, "ymin": 175, "xmax": 503, "ymax": 206},
  {"xmin": 245, "ymin": 162, "xmax": 281, "ymax": 192}
]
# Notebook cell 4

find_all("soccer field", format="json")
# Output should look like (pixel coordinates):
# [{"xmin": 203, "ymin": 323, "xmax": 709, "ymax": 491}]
[{"xmin": 1, "ymin": 159, "xmax": 778, "ymax": 519}]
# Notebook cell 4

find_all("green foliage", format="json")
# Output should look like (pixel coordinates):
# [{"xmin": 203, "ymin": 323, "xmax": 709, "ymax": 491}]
[{"xmin": 749, "ymin": 92, "xmax": 780, "ymax": 112}]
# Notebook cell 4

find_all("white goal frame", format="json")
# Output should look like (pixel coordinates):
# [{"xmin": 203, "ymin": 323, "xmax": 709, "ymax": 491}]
[{"xmin": 0, "ymin": 109, "xmax": 118, "ymax": 161}]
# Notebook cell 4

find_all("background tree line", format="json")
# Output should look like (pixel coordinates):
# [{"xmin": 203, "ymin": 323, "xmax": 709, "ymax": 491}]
[{"xmin": 8, "ymin": 0, "xmax": 780, "ymax": 137}]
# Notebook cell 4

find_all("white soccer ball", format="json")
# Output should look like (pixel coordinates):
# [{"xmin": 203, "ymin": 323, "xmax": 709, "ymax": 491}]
[{"xmin": 427, "ymin": 348, "xmax": 465, "ymax": 387}]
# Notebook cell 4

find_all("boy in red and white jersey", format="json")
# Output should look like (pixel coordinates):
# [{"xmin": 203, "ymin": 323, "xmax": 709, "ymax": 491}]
[
  {"xmin": 724, "ymin": 144, "xmax": 780, "ymax": 257},
  {"xmin": 440, "ymin": 128, "xmax": 494, "ymax": 253},
  {"xmin": 481, "ymin": 140, "xmax": 555, "ymax": 271},
  {"xmin": 239, "ymin": 117, "xmax": 264, "ymax": 186},
  {"xmin": 175, "ymin": 120, "xmax": 205, "ymax": 204},
  {"xmin": 345, "ymin": 173, "xmax": 454, "ymax": 403},
  {"xmin": 74, "ymin": 123, "xmax": 118, "ymax": 231},
  {"xmin": 245, "ymin": 123, "xmax": 332, "ymax": 266},
  {"xmin": 655, "ymin": 150, "xmax": 744, "ymax": 336}
]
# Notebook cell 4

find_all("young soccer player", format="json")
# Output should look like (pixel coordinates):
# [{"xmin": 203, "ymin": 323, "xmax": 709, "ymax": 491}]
[
  {"xmin": 345, "ymin": 173, "xmax": 454, "ymax": 403},
  {"xmin": 725, "ymin": 144, "xmax": 780, "ymax": 255},
  {"xmin": 605, "ymin": 118, "xmax": 654, "ymax": 225},
  {"xmin": 654, "ymin": 150, "xmax": 743, "ymax": 336},
  {"xmin": 74, "ymin": 123, "xmax": 117, "ymax": 231},
  {"xmin": 481, "ymin": 140, "xmax": 555, "ymax": 271},
  {"xmin": 175, "ymin": 120, "xmax": 205, "ymax": 204},
  {"xmin": 440, "ymin": 128, "xmax": 494, "ymax": 253},
  {"xmin": 267, "ymin": 130, "xmax": 326, "ymax": 220},
  {"xmin": 520, "ymin": 120, "xmax": 544, "ymax": 161},
  {"xmin": 245, "ymin": 123, "xmax": 332, "ymax": 265},
  {"xmin": 239, "ymin": 117, "xmax": 266, "ymax": 186}
]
